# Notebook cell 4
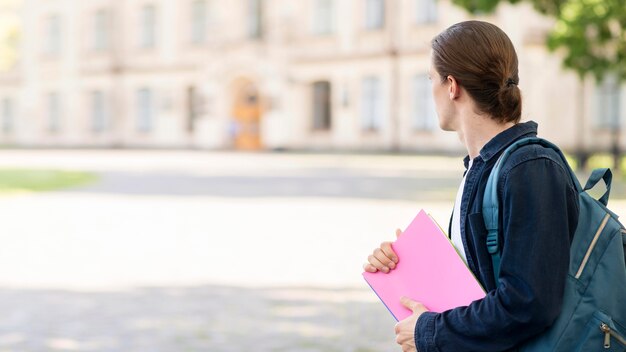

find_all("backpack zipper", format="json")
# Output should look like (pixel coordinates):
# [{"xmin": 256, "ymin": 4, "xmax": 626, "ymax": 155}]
[
  {"xmin": 575, "ymin": 213, "xmax": 610, "ymax": 279},
  {"xmin": 600, "ymin": 322, "xmax": 626, "ymax": 348}
]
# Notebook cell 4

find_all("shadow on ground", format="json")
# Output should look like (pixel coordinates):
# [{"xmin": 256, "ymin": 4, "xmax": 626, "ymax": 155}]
[
  {"xmin": 68, "ymin": 171, "xmax": 461, "ymax": 202},
  {"xmin": 65, "ymin": 169, "xmax": 626, "ymax": 201},
  {"xmin": 0, "ymin": 286, "xmax": 397, "ymax": 352}
]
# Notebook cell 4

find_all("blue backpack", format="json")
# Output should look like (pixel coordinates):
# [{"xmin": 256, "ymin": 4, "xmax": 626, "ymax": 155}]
[{"xmin": 483, "ymin": 137, "xmax": 626, "ymax": 351}]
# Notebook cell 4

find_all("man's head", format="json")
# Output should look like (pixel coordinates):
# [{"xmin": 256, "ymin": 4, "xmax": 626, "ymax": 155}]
[{"xmin": 430, "ymin": 21, "xmax": 522, "ymax": 130}]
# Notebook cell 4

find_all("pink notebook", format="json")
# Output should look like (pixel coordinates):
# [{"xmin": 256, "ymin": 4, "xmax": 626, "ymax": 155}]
[{"xmin": 363, "ymin": 210, "xmax": 486, "ymax": 321}]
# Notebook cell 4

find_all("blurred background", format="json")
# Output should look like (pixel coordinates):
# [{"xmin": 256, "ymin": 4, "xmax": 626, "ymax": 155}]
[{"xmin": 0, "ymin": 0, "xmax": 623, "ymax": 351}]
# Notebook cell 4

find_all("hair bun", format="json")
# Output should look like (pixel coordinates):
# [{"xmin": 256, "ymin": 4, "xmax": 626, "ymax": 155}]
[{"xmin": 497, "ymin": 82, "xmax": 522, "ymax": 119}]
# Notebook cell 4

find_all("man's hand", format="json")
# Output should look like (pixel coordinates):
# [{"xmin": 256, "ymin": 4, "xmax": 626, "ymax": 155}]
[
  {"xmin": 363, "ymin": 229, "xmax": 402, "ymax": 273},
  {"xmin": 395, "ymin": 296, "xmax": 428, "ymax": 352}
]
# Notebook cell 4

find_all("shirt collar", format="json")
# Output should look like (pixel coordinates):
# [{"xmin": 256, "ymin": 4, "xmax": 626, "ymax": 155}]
[{"xmin": 462, "ymin": 120, "xmax": 538, "ymax": 169}]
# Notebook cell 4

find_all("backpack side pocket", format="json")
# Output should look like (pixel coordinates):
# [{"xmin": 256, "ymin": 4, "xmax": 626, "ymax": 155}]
[{"xmin": 574, "ymin": 311, "xmax": 626, "ymax": 351}]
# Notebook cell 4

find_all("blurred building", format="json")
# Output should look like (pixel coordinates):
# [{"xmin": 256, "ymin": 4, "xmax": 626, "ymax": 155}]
[{"xmin": 0, "ymin": 0, "xmax": 623, "ymax": 153}]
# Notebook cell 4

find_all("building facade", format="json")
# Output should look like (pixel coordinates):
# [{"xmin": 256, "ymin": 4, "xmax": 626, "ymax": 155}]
[{"xmin": 0, "ymin": 0, "xmax": 624, "ymax": 153}]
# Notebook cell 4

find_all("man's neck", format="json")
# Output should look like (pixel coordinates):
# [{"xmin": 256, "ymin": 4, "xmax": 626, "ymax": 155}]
[{"xmin": 458, "ymin": 113, "xmax": 515, "ymax": 160}]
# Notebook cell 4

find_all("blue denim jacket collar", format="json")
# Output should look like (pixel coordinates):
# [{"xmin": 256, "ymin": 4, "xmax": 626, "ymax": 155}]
[{"xmin": 462, "ymin": 120, "xmax": 539, "ymax": 169}]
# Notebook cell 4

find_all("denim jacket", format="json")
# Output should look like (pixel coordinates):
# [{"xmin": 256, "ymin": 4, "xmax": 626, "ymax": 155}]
[{"xmin": 415, "ymin": 121, "xmax": 580, "ymax": 352}]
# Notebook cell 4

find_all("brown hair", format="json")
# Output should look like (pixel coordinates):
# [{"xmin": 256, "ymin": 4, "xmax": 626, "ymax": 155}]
[{"xmin": 431, "ymin": 21, "xmax": 522, "ymax": 124}]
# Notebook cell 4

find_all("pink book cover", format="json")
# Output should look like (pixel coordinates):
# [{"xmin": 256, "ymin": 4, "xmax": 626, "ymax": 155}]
[{"xmin": 363, "ymin": 210, "xmax": 486, "ymax": 321}]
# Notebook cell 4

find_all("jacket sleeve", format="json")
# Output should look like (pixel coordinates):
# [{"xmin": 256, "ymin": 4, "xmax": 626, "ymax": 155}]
[{"xmin": 415, "ymin": 157, "xmax": 579, "ymax": 352}]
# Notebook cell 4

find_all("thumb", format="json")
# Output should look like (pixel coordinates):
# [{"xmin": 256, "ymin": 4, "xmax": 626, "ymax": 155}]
[
  {"xmin": 395, "ymin": 229, "xmax": 402, "ymax": 238},
  {"xmin": 400, "ymin": 296, "xmax": 418, "ymax": 311}
]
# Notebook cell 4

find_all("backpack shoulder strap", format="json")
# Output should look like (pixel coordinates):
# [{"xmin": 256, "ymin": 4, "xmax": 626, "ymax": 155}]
[{"xmin": 482, "ymin": 137, "xmax": 583, "ymax": 287}]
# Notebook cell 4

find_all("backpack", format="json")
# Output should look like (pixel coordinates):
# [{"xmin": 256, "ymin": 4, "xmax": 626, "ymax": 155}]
[{"xmin": 482, "ymin": 137, "xmax": 626, "ymax": 351}]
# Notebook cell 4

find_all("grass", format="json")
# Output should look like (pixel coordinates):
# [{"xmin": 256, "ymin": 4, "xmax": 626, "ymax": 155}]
[
  {"xmin": 0, "ymin": 169, "xmax": 97, "ymax": 193},
  {"xmin": 565, "ymin": 153, "xmax": 626, "ymax": 176},
  {"xmin": 560, "ymin": 153, "xmax": 626, "ymax": 197}
]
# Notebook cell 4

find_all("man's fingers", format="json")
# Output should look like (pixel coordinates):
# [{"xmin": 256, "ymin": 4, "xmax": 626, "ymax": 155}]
[
  {"xmin": 364, "ymin": 229, "xmax": 403, "ymax": 275},
  {"xmin": 395, "ymin": 228, "xmax": 402, "ymax": 238},
  {"xmin": 367, "ymin": 255, "xmax": 389, "ymax": 273},
  {"xmin": 400, "ymin": 296, "xmax": 424, "ymax": 312},
  {"xmin": 400, "ymin": 296, "xmax": 416, "ymax": 310},
  {"xmin": 374, "ymin": 247, "xmax": 396, "ymax": 269},
  {"xmin": 363, "ymin": 263, "xmax": 377, "ymax": 273},
  {"xmin": 380, "ymin": 242, "xmax": 398, "ymax": 265},
  {"xmin": 395, "ymin": 305, "xmax": 420, "ymax": 352}
]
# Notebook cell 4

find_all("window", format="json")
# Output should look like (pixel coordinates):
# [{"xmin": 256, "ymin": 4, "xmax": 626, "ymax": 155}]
[
  {"xmin": 93, "ymin": 9, "xmax": 110, "ymax": 51},
  {"xmin": 412, "ymin": 74, "xmax": 437, "ymax": 131},
  {"xmin": 44, "ymin": 15, "xmax": 62, "ymax": 55},
  {"xmin": 312, "ymin": 81, "xmax": 332, "ymax": 130},
  {"xmin": 91, "ymin": 91, "xmax": 108, "ymax": 133},
  {"xmin": 595, "ymin": 75, "xmax": 622, "ymax": 129},
  {"xmin": 140, "ymin": 4, "xmax": 157, "ymax": 48},
  {"xmin": 47, "ymin": 92, "xmax": 61, "ymax": 133},
  {"xmin": 364, "ymin": 0, "xmax": 385, "ymax": 30},
  {"xmin": 415, "ymin": 0, "xmax": 437, "ymax": 24},
  {"xmin": 191, "ymin": 0, "xmax": 207, "ymax": 44},
  {"xmin": 1, "ymin": 98, "xmax": 13, "ymax": 134},
  {"xmin": 136, "ymin": 88, "xmax": 153, "ymax": 132},
  {"xmin": 247, "ymin": 0, "xmax": 263, "ymax": 39},
  {"xmin": 361, "ymin": 77, "xmax": 384, "ymax": 131},
  {"xmin": 187, "ymin": 86, "xmax": 198, "ymax": 133},
  {"xmin": 313, "ymin": 0, "xmax": 335, "ymax": 35}
]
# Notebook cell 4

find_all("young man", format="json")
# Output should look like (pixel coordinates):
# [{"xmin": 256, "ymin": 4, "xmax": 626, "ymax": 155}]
[{"xmin": 364, "ymin": 21, "xmax": 579, "ymax": 352}]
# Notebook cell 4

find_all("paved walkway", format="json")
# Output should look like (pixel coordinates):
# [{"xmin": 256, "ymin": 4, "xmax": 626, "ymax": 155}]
[{"xmin": 0, "ymin": 286, "xmax": 398, "ymax": 352}]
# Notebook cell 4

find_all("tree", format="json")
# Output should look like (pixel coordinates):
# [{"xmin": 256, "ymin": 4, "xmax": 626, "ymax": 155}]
[
  {"xmin": 451, "ymin": 0, "xmax": 626, "ymax": 82},
  {"xmin": 0, "ymin": 0, "xmax": 20, "ymax": 72},
  {"xmin": 452, "ymin": 0, "xmax": 626, "ymax": 170}
]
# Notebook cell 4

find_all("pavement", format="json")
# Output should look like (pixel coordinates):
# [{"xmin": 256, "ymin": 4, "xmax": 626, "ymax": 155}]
[{"xmin": 0, "ymin": 149, "xmax": 623, "ymax": 352}]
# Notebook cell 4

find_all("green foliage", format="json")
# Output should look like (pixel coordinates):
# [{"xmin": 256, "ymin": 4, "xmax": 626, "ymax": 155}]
[
  {"xmin": 451, "ymin": 0, "xmax": 504, "ymax": 13},
  {"xmin": 0, "ymin": 0, "xmax": 19, "ymax": 71},
  {"xmin": 548, "ymin": 0, "xmax": 626, "ymax": 82},
  {"xmin": 563, "ymin": 152, "xmax": 579, "ymax": 170},
  {"xmin": 451, "ymin": 0, "xmax": 626, "ymax": 83},
  {"xmin": 0, "ymin": 169, "xmax": 97, "ymax": 193}
]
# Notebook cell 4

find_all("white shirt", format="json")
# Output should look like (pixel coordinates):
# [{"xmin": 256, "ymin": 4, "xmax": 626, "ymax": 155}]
[{"xmin": 451, "ymin": 159, "xmax": 473, "ymax": 265}]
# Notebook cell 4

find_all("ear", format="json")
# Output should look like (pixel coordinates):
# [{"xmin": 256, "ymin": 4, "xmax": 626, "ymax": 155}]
[{"xmin": 447, "ymin": 75, "xmax": 460, "ymax": 100}]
